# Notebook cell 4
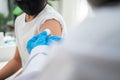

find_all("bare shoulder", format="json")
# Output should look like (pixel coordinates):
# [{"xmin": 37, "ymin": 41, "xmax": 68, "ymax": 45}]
[{"xmin": 39, "ymin": 19, "xmax": 62, "ymax": 36}]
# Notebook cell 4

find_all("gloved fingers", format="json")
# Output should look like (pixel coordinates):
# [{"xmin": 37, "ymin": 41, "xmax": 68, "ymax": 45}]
[
  {"xmin": 26, "ymin": 36, "xmax": 39, "ymax": 53},
  {"xmin": 27, "ymin": 31, "xmax": 48, "ymax": 45},
  {"xmin": 27, "ymin": 36, "xmax": 37, "ymax": 47},
  {"xmin": 34, "ymin": 31, "xmax": 49, "ymax": 45},
  {"xmin": 26, "ymin": 31, "xmax": 50, "ymax": 54},
  {"xmin": 27, "ymin": 40, "xmax": 33, "ymax": 53},
  {"xmin": 37, "ymin": 31, "xmax": 48, "ymax": 38},
  {"xmin": 33, "ymin": 31, "xmax": 49, "ymax": 43},
  {"xmin": 28, "ymin": 31, "xmax": 48, "ymax": 44},
  {"xmin": 28, "ymin": 35, "xmax": 38, "ymax": 42}
]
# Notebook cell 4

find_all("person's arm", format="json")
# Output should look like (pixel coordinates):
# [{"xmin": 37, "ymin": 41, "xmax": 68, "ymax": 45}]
[
  {"xmin": 0, "ymin": 47, "xmax": 22, "ymax": 80},
  {"xmin": 39, "ymin": 19, "xmax": 62, "ymax": 36},
  {"xmin": 14, "ymin": 20, "xmax": 62, "ymax": 80}
]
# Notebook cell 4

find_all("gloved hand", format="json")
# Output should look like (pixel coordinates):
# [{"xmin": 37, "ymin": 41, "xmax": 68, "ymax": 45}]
[{"xmin": 26, "ymin": 30, "xmax": 61, "ymax": 54}]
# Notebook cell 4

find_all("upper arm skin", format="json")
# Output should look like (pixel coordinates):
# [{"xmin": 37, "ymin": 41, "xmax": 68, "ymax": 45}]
[{"xmin": 39, "ymin": 19, "xmax": 62, "ymax": 36}]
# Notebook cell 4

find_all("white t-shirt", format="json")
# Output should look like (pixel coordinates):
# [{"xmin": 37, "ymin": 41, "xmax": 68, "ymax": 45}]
[{"xmin": 15, "ymin": 5, "xmax": 67, "ymax": 67}]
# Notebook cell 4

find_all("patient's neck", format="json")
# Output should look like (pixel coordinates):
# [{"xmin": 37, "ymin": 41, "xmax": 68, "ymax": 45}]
[{"xmin": 25, "ymin": 14, "xmax": 37, "ymax": 22}]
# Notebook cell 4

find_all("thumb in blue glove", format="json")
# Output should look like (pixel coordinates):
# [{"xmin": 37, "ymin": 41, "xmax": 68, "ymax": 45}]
[{"xmin": 26, "ymin": 31, "xmax": 48, "ymax": 53}]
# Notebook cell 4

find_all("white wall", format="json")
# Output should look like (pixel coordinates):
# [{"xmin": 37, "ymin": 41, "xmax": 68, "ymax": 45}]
[
  {"xmin": 0, "ymin": 0, "xmax": 9, "ymax": 17},
  {"xmin": 0, "ymin": 45, "xmax": 16, "ymax": 62},
  {"xmin": 61, "ymin": 0, "xmax": 89, "ymax": 29},
  {"xmin": 50, "ymin": 0, "xmax": 62, "ymax": 13}
]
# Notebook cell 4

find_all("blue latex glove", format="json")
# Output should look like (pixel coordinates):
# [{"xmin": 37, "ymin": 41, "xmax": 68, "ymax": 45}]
[{"xmin": 26, "ymin": 30, "xmax": 61, "ymax": 54}]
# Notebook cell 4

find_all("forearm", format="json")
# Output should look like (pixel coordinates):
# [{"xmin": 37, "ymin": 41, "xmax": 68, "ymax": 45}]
[{"xmin": 0, "ymin": 59, "xmax": 22, "ymax": 80}]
